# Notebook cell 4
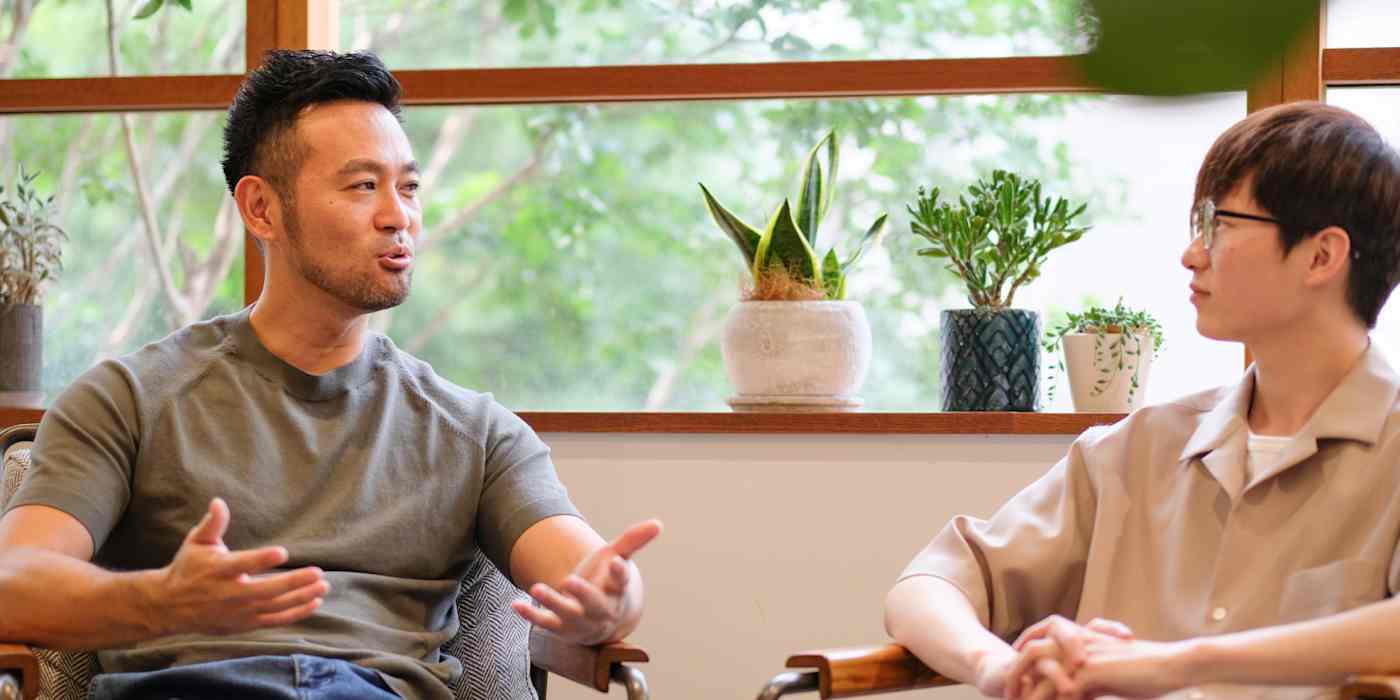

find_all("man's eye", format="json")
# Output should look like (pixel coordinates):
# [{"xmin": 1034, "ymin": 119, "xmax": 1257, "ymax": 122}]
[
  {"xmin": 353, "ymin": 181, "xmax": 376, "ymax": 191},
  {"xmin": 402, "ymin": 182, "xmax": 421, "ymax": 194}
]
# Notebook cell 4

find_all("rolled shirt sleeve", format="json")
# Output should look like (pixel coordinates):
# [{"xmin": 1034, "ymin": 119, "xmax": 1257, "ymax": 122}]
[{"xmin": 899, "ymin": 435, "xmax": 1100, "ymax": 640}]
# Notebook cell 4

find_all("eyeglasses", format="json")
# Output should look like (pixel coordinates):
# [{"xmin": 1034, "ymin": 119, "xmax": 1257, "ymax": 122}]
[{"xmin": 1190, "ymin": 198, "xmax": 1280, "ymax": 252}]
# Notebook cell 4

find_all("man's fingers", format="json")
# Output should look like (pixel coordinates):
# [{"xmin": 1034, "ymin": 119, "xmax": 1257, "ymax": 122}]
[
  {"xmin": 254, "ymin": 597, "xmax": 322, "ymax": 628},
  {"xmin": 608, "ymin": 519, "xmax": 662, "ymax": 560},
  {"xmin": 215, "ymin": 546, "xmax": 290, "ymax": 577},
  {"xmin": 511, "ymin": 600, "xmax": 563, "ymax": 631},
  {"xmin": 250, "ymin": 578, "xmax": 331, "ymax": 613},
  {"xmin": 1013, "ymin": 617, "xmax": 1054, "ymax": 651},
  {"xmin": 530, "ymin": 583, "xmax": 585, "ymax": 620},
  {"xmin": 186, "ymin": 498, "xmax": 230, "ymax": 546},
  {"xmin": 1086, "ymin": 618, "xmax": 1134, "ymax": 640},
  {"xmin": 560, "ymin": 575, "xmax": 614, "ymax": 617},
  {"xmin": 1026, "ymin": 676, "xmax": 1058, "ymax": 700},
  {"xmin": 240, "ymin": 567, "xmax": 327, "ymax": 601},
  {"xmin": 1035, "ymin": 658, "xmax": 1075, "ymax": 695}
]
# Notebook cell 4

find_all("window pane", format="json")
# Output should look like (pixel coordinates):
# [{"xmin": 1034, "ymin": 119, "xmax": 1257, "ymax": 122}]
[
  {"xmin": 1, "ymin": 0, "xmax": 245, "ymax": 78},
  {"xmin": 342, "ymin": 0, "xmax": 1090, "ymax": 69},
  {"xmin": 1326, "ymin": 0, "xmax": 1400, "ymax": 49},
  {"xmin": 1329, "ymin": 88, "xmax": 1400, "ymax": 361},
  {"xmin": 1, "ymin": 112, "xmax": 245, "ymax": 402},
  {"xmin": 383, "ymin": 92, "xmax": 1246, "ymax": 410}
]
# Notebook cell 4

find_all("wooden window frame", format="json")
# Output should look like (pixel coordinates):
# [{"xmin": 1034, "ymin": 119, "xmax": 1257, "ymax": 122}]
[{"xmin": 2, "ymin": 1, "xmax": 1397, "ymax": 434}]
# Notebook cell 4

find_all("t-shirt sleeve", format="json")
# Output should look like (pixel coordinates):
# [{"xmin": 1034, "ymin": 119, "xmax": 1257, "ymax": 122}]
[
  {"xmin": 897, "ymin": 437, "xmax": 1099, "ymax": 641},
  {"xmin": 6, "ymin": 360, "xmax": 139, "ymax": 554},
  {"xmin": 474, "ymin": 400, "xmax": 581, "ymax": 581}
]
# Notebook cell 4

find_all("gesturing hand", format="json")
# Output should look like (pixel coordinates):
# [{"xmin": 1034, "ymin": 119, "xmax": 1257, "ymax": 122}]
[
  {"xmin": 510, "ymin": 519, "xmax": 662, "ymax": 645},
  {"xmin": 154, "ymin": 498, "xmax": 329, "ymax": 636}
]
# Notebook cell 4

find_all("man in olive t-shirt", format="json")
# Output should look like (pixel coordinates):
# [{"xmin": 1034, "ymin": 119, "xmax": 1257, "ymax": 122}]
[{"xmin": 0, "ymin": 49, "xmax": 661, "ymax": 700}]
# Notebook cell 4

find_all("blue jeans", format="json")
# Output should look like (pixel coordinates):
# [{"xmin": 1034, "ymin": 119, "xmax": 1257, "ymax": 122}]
[{"xmin": 88, "ymin": 654, "xmax": 402, "ymax": 700}]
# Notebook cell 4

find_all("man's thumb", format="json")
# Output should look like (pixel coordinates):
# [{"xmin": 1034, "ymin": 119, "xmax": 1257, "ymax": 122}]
[{"xmin": 187, "ymin": 497, "xmax": 229, "ymax": 545}]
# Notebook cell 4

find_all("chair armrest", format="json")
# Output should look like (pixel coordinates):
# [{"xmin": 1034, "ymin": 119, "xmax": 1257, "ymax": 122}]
[
  {"xmin": 785, "ymin": 644, "xmax": 954, "ymax": 698},
  {"xmin": 527, "ymin": 628, "xmax": 649, "ymax": 692},
  {"xmin": 1344, "ymin": 675, "xmax": 1400, "ymax": 700},
  {"xmin": 0, "ymin": 642, "xmax": 40, "ymax": 699}
]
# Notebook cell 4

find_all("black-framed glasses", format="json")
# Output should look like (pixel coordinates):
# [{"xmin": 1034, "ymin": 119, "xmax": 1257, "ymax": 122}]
[{"xmin": 1190, "ymin": 198, "xmax": 1280, "ymax": 251}]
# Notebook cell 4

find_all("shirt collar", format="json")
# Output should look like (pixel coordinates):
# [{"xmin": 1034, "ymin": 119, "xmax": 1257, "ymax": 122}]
[{"xmin": 1179, "ymin": 342, "xmax": 1400, "ymax": 463}]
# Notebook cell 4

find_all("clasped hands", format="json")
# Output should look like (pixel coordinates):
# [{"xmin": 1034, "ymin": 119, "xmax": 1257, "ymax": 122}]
[{"xmin": 976, "ymin": 615, "xmax": 1194, "ymax": 700}]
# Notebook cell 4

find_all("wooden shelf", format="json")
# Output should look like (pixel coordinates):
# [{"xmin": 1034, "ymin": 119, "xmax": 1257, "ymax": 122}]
[{"xmin": 1, "ymin": 407, "xmax": 1119, "ymax": 435}]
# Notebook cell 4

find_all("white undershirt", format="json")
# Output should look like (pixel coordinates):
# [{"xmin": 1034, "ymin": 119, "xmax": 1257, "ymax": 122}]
[{"xmin": 1245, "ymin": 432, "xmax": 1295, "ymax": 485}]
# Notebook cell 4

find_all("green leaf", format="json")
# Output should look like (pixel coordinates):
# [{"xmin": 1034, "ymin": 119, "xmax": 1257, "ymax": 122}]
[
  {"xmin": 172, "ymin": 0, "xmax": 193, "ymax": 10},
  {"xmin": 699, "ymin": 183, "xmax": 761, "ymax": 267},
  {"xmin": 821, "ymin": 248, "xmax": 842, "ymax": 299},
  {"xmin": 132, "ymin": 0, "xmax": 165, "ymax": 20},
  {"xmin": 842, "ymin": 213, "xmax": 888, "ymax": 270},
  {"xmin": 795, "ymin": 130, "xmax": 834, "ymax": 245},
  {"xmin": 753, "ymin": 199, "xmax": 820, "ymax": 286}
]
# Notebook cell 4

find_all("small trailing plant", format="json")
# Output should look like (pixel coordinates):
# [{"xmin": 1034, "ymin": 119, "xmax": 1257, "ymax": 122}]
[
  {"xmin": 908, "ymin": 170, "xmax": 1090, "ymax": 309},
  {"xmin": 0, "ymin": 166, "xmax": 67, "ymax": 306},
  {"xmin": 1042, "ymin": 298, "xmax": 1165, "ymax": 405},
  {"xmin": 700, "ymin": 130, "xmax": 888, "ymax": 301}
]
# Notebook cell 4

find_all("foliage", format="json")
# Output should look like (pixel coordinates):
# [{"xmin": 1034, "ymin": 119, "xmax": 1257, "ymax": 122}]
[
  {"xmin": 0, "ymin": 166, "xmax": 67, "ymax": 306},
  {"xmin": 700, "ymin": 131, "xmax": 887, "ymax": 301},
  {"xmin": 1042, "ymin": 298, "xmax": 1164, "ymax": 404},
  {"xmin": 1078, "ymin": 0, "xmax": 1317, "ymax": 95},
  {"xmin": 908, "ymin": 169, "xmax": 1089, "ymax": 309}
]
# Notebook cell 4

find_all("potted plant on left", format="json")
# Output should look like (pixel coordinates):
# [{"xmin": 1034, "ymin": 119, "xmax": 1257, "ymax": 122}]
[
  {"xmin": 700, "ymin": 130, "xmax": 888, "ymax": 412},
  {"xmin": 0, "ymin": 166, "xmax": 67, "ymax": 408}
]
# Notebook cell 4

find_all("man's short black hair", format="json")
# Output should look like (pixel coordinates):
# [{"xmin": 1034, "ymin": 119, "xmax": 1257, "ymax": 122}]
[{"xmin": 221, "ymin": 50, "xmax": 403, "ymax": 200}]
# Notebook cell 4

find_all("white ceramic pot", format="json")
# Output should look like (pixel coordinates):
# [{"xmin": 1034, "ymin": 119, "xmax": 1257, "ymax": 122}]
[
  {"xmin": 720, "ymin": 300, "xmax": 872, "ymax": 412},
  {"xmin": 1062, "ymin": 330, "xmax": 1155, "ymax": 412}
]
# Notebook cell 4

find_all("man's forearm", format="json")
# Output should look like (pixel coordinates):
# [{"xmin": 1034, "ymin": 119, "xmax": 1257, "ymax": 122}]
[
  {"xmin": 0, "ymin": 546, "xmax": 163, "ymax": 650},
  {"xmin": 884, "ymin": 575, "xmax": 1013, "ymax": 685},
  {"xmin": 1181, "ymin": 597, "xmax": 1400, "ymax": 688}
]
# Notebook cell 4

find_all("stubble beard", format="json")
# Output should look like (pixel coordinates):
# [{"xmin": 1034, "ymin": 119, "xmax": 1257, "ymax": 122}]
[{"xmin": 283, "ymin": 204, "xmax": 412, "ymax": 313}]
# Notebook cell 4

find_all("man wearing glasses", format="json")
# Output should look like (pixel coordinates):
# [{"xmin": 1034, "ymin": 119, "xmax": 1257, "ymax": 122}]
[{"xmin": 886, "ymin": 101, "xmax": 1400, "ymax": 700}]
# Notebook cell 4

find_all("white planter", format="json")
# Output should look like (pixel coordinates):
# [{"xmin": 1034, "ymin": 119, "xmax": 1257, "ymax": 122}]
[
  {"xmin": 1062, "ymin": 330, "xmax": 1155, "ymax": 412},
  {"xmin": 720, "ymin": 300, "xmax": 872, "ymax": 412}
]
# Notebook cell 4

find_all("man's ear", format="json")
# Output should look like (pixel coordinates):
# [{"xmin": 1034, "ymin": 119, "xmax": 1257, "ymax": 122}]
[
  {"xmin": 1302, "ymin": 226, "xmax": 1354, "ymax": 288},
  {"xmin": 233, "ymin": 175, "xmax": 283, "ymax": 250}
]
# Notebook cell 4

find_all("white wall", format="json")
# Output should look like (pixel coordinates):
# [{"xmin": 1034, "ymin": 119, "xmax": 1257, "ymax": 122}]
[{"xmin": 542, "ymin": 431, "xmax": 1076, "ymax": 700}]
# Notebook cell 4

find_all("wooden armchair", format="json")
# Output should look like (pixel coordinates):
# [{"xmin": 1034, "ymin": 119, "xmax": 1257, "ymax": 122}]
[
  {"xmin": 757, "ymin": 642, "xmax": 1400, "ymax": 699},
  {"xmin": 0, "ymin": 423, "xmax": 650, "ymax": 700}
]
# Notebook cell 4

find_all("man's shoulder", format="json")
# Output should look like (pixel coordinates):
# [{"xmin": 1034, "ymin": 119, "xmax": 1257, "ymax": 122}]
[
  {"xmin": 71, "ymin": 312, "xmax": 239, "ymax": 401},
  {"xmin": 1071, "ymin": 385, "xmax": 1231, "ymax": 465},
  {"xmin": 371, "ymin": 337, "xmax": 520, "ymax": 439}
]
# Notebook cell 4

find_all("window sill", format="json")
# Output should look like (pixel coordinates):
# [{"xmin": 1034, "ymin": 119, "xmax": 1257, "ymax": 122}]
[{"xmin": 1, "ymin": 406, "xmax": 1123, "ymax": 435}]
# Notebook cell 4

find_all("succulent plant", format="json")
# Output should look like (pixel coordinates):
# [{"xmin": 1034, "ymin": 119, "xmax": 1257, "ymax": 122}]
[{"xmin": 700, "ymin": 130, "xmax": 888, "ymax": 300}]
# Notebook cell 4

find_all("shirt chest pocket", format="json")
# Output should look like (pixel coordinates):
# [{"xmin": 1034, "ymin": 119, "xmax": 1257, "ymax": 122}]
[{"xmin": 1277, "ymin": 559, "xmax": 1386, "ymax": 625}]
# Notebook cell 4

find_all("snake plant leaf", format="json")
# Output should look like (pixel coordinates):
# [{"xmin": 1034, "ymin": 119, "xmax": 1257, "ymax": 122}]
[
  {"xmin": 795, "ymin": 130, "xmax": 838, "ymax": 245},
  {"xmin": 842, "ymin": 213, "xmax": 888, "ymax": 270},
  {"xmin": 753, "ymin": 199, "xmax": 820, "ymax": 286},
  {"xmin": 699, "ymin": 182, "xmax": 761, "ymax": 267},
  {"xmin": 821, "ymin": 248, "xmax": 843, "ymax": 300}
]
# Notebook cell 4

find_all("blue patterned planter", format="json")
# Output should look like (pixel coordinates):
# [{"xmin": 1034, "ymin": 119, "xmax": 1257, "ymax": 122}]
[{"xmin": 940, "ymin": 308, "xmax": 1041, "ymax": 412}]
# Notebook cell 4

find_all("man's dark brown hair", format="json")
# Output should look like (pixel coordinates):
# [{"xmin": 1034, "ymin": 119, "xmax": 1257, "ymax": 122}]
[{"xmin": 1194, "ymin": 101, "xmax": 1400, "ymax": 328}]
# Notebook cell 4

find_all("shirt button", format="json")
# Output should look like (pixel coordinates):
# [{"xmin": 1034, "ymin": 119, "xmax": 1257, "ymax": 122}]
[
  {"xmin": 1211, "ymin": 607, "xmax": 1227, "ymax": 622},
  {"xmin": 1189, "ymin": 691, "xmax": 1206, "ymax": 700}
]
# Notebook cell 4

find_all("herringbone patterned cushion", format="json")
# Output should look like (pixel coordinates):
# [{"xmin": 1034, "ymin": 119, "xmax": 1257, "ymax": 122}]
[{"xmin": 2, "ymin": 440, "xmax": 535, "ymax": 700}]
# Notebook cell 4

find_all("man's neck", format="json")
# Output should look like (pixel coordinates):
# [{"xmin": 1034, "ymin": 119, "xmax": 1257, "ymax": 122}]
[
  {"xmin": 1246, "ymin": 323, "xmax": 1370, "ymax": 437},
  {"xmin": 248, "ymin": 283, "xmax": 370, "ymax": 376}
]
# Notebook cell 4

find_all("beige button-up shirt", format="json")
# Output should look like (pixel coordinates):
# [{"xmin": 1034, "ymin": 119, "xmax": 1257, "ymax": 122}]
[{"xmin": 902, "ymin": 345, "xmax": 1400, "ymax": 700}]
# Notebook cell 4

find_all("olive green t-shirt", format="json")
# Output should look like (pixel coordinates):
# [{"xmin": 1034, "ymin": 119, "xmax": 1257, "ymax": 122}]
[{"xmin": 8, "ymin": 307, "xmax": 580, "ymax": 699}]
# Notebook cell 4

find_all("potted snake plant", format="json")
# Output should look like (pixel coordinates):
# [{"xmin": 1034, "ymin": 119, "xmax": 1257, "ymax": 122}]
[
  {"xmin": 908, "ymin": 170, "xmax": 1089, "ymax": 411},
  {"xmin": 700, "ymin": 130, "xmax": 888, "ymax": 412},
  {"xmin": 0, "ymin": 166, "xmax": 67, "ymax": 408}
]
